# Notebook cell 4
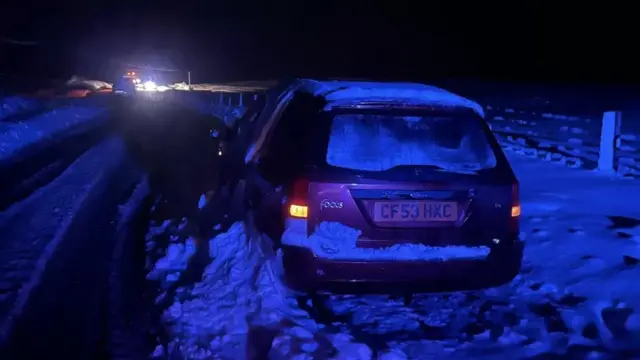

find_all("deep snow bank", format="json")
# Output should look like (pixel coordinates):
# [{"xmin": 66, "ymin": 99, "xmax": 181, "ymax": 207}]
[{"xmin": 147, "ymin": 220, "xmax": 375, "ymax": 359}]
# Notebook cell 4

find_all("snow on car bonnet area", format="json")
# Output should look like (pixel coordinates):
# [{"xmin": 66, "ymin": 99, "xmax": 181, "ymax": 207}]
[
  {"xmin": 282, "ymin": 220, "xmax": 490, "ymax": 261},
  {"xmin": 297, "ymin": 79, "xmax": 485, "ymax": 117}
]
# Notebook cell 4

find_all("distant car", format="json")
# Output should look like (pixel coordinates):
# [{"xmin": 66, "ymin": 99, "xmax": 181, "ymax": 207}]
[
  {"xmin": 112, "ymin": 73, "xmax": 137, "ymax": 96},
  {"xmin": 236, "ymin": 79, "xmax": 523, "ymax": 293}
]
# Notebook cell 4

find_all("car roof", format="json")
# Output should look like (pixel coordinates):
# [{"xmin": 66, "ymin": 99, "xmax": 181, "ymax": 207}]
[{"xmin": 293, "ymin": 78, "xmax": 485, "ymax": 118}]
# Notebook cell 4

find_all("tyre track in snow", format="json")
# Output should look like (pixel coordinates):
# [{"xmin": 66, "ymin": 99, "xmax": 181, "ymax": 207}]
[
  {"xmin": 0, "ymin": 137, "xmax": 141, "ymax": 359},
  {"xmin": 107, "ymin": 177, "xmax": 158, "ymax": 360},
  {"xmin": 0, "ymin": 114, "xmax": 109, "ymax": 211}
]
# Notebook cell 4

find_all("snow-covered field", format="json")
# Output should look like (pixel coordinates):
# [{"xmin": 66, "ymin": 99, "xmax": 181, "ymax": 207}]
[
  {"xmin": 487, "ymin": 107, "xmax": 640, "ymax": 177},
  {"xmin": 144, "ymin": 144, "xmax": 640, "ymax": 359},
  {"xmin": 0, "ymin": 105, "xmax": 107, "ymax": 161}
]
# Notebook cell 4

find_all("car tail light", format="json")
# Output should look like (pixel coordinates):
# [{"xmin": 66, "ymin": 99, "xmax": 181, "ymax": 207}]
[
  {"xmin": 288, "ymin": 178, "xmax": 309, "ymax": 218},
  {"xmin": 511, "ymin": 183, "xmax": 521, "ymax": 217},
  {"xmin": 509, "ymin": 182, "xmax": 520, "ymax": 235}
]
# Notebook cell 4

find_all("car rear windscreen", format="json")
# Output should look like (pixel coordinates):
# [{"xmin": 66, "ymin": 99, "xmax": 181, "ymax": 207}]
[{"xmin": 325, "ymin": 112, "xmax": 497, "ymax": 173}]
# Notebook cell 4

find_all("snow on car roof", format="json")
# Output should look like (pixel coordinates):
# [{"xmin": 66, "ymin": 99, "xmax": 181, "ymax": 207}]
[{"xmin": 296, "ymin": 79, "xmax": 485, "ymax": 117}]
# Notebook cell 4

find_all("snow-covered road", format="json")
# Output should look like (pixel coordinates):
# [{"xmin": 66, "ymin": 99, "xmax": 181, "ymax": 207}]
[
  {"xmin": 0, "ymin": 137, "xmax": 142, "ymax": 358},
  {"xmin": 146, "ymin": 144, "xmax": 640, "ymax": 359}
]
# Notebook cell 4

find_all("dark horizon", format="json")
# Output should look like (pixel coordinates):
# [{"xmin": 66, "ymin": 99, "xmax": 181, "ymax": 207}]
[{"xmin": 1, "ymin": 3, "xmax": 638, "ymax": 85}]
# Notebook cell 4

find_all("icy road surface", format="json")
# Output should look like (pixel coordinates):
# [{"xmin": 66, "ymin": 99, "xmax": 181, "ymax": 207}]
[{"xmin": 147, "ymin": 145, "xmax": 640, "ymax": 359}]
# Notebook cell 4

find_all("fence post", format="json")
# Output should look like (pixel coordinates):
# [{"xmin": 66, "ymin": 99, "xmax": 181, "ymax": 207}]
[
  {"xmin": 228, "ymin": 94, "xmax": 232, "ymax": 106},
  {"xmin": 238, "ymin": 93, "xmax": 243, "ymax": 106},
  {"xmin": 597, "ymin": 111, "xmax": 622, "ymax": 172}
]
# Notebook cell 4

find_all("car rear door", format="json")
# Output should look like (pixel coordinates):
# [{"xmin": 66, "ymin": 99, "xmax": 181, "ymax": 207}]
[{"xmin": 300, "ymin": 107, "xmax": 519, "ymax": 249}]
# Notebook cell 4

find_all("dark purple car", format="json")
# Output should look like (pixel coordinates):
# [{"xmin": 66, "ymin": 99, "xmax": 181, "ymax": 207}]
[{"xmin": 239, "ymin": 79, "xmax": 523, "ymax": 293}]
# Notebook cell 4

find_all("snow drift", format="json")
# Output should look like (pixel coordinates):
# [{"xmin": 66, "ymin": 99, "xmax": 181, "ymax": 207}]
[{"xmin": 150, "ymin": 221, "xmax": 372, "ymax": 359}]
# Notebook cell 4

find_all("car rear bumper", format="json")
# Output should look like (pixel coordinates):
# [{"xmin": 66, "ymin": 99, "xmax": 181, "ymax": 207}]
[{"xmin": 282, "ymin": 240, "xmax": 524, "ymax": 294}]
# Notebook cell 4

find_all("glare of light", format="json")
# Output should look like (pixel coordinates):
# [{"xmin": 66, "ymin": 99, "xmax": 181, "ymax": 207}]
[
  {"xmin": 157, "ymin": 85, "xmax": 169, "ymax": 92},
  {"xmin": 144, "ymin": 81, "xmax": 157, "ymax": 91},
  {"xmin": 218, "ymin": 150, "xmax": 223, "ymax": 156}
]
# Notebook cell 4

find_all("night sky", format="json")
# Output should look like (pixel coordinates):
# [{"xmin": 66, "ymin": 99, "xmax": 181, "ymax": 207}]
[{"xmin": 1, "ymin": 2, "xmax": 638, "ymax": 84}]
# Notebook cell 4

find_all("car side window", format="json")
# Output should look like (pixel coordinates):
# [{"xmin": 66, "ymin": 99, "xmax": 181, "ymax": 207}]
[
  {"xmin": 247, "ymin": 90, "xmax": 296, "ymax": 164},
  {"xmin": 259, "ymin": 95, "xmax": 319, "ymax": 180}
]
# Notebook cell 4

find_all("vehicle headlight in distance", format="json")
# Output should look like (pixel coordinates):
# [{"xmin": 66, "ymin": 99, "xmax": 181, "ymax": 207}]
[{"xmin": 144, "ymin": 81, "xmax": 157, "ymax": 91}]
